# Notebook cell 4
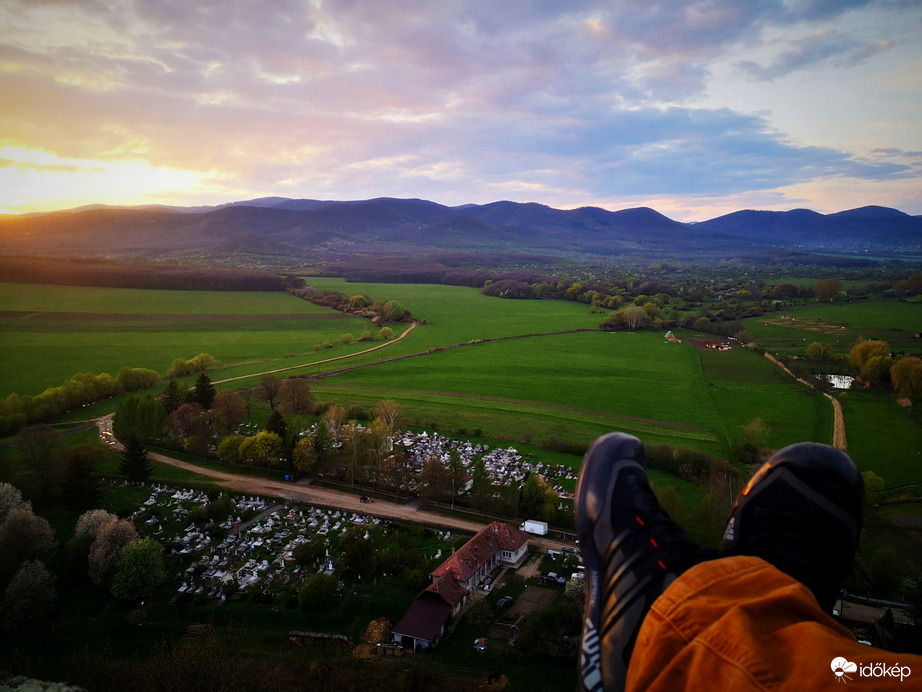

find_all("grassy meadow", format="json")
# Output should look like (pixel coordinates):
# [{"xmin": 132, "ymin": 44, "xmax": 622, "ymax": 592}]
[
  {"xmin": 0, "ymin": 282, "xmax": 376, "ymax": 397},
  {"xmin": 3, "ymin": 278, "xmax": 919, "ymax": 489},
  {"xmin": 743, "ymin": 300, "xmax": 922, "ymax": 357}
]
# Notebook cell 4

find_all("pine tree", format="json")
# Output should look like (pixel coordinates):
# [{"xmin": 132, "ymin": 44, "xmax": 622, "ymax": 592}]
[
  {"xmin": 119, "ymin": 436, "xmax": 153, "ymax": 484},
  {"xmin": 191, "ymin": 372, "xmax": 216, "ymax": 409},
  {"xmin": 160, "ymin": 379, "xmax": 182, "ymax": 414}
]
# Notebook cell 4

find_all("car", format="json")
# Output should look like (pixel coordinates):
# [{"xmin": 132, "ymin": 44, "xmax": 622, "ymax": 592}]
[
  {"xmin": 496, "ymin": 596, "xmax": 514, "ymax": 613},
  {"xmin": 540, "ymin": 572, "xmax": 566, "ymax": 585}
]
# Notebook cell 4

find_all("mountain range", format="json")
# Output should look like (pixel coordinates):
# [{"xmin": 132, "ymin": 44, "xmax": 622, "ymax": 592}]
[{"xmin": 1, "ymin": 197, "xmax": 920, "ymax": 267}]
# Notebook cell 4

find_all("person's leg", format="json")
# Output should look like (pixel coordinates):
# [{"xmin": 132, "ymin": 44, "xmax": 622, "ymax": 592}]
[
  {"xmin": 721, "ymin": 442, "xmax": 864, "ymax": 613},
  {"xmin": 627, "ymin": 555, "xmax": 918, "ymax": 691},
  {"xmin": 622, "ymin": 440, "xmax": 920, "ymax": 691},
  {"xmin": 575, "ymin": 433, "xmax": 715, "ymax": 692}
]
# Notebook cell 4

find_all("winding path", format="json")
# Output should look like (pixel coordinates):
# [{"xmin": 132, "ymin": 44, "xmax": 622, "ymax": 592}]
[
  {"xmin": 211, "ymin": 320, "xmax": 418, "ymax": 385},
  {"xmin": 763, "ymin": 352, "xmax": 847, "ymax": 450}
]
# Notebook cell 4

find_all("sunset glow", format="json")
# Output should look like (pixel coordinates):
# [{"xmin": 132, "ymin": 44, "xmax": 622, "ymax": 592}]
[{"xmin": 1, "ymin": 1, "xmax": 920, "ymax": 220}]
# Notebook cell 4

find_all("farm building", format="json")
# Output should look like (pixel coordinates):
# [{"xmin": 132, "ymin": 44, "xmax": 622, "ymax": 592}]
[{"xmin": 392, "ymin": 521, "xmax": 529, "ymax": 651}]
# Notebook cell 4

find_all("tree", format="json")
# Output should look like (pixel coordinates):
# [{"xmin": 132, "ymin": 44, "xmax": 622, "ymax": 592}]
[
  {"xmin": 0, "ymin": 507, "xmax": 56, "ymax": 580},
  {"xmin": 1, "ymin": 560, "xmax": 55, "ymax": 629},
  {"xmin": 160, "ymin": 379, "xmax": 184, "ymax": 414},
  {"xmin": 341, "ymin": 531, "xmax": 376, "ymax": 579},
  {"xmin": 119, "ymin": 436, "xmax": 154, "ymax": 484},
  {"xmin": 292, "ymin": 437, "xmax": 319, "ymax": 475},
  {"xmin": 848, "ymin": 339, "xmax": 890, "ymax": 373},
  {"xmin": 521, "ymin": 473, "xmax": 557, "ymax": 523},
  {"xmin": 891, "ymin": 356, "xmax": 922, "ymax": 400},
  {"xmin": 257, "ymin": 374, "xmax": 282, "ymax": 411},
  {"xmin": 111, "ymin": 538, "xmax": 165, "ymax": 601},
  {"xmin": 238, "ymin": 431, "xmax": 285, "ymax": 468},
  {"xmin": 372, "ymin": 399, "xmax": 403, "ymax": 437},
  {"xmin": 75, "ymin": 509, "xmax": 116, "ymax": 538},
  {"xmin": 116, "ymin": 366, "xmax": 160, "ymax": 392},
  {"xmin": 168, "ymin": 402, "xmax": 213, "ymax": 454},
  {"xmin": 379, "ymin": 326, "xmax": 393, "ymax": 340},
  {"xmin": 88, "ymin": 517, "xmax": 138, "ymax": 588},
  {"xmin": 862, "ymin": 470, "xmax": 885, "ymax": 505},
  {"xmin": 322, "ymin": 405, "xmax": 346, "ymax": 440},
  {"xmin": 0, "ymin": 482, "xmax": 30, "ymax": 525},
  {"xmin": 18, "ymin": 424, "xmax": 63, "ymax": 506},
  {"xmin": 189, "ymin": 372, "xmax": 217, "ymax": 409},
  {"xmin": 814, "ymin": 278, "xmax": 843, "ymax": 301},
  {"xmin": 212, "ymin": 390, "xmax": 245, "ymax": 436},
  {"xmin": 731, "ymin": 418, "xmax": 768, "ymax": 464},
  {"xmin": 861, "ymin": 354, "xmax": 892, "ymax": 386},
  {"xmin": 217, "ymin": 435, "xmax": 246, "ymax": 465},
  {"xmin": 447, "ymin": 448, "xmax": 466, "ymax": 510},
  {"xmin": 279, "ymin": 378, "xmax": 314, "ymax": 416},
  {"xmin": 806, "ymin": 342, "xmax": 832, "ymax": 361},
  {"xmin": 342, "ymin": 422, "xmax": 366, "ymax": 486},
  {"xmin": 265, "ymin": 409, "xmax": 289, "ymax": 442},
  {"xmin": 60, "ymin": 444, "xmax": 104, "ymax": 511},
  {"xmin": 298, "ymin": 572, "xmax": 338, "ymax": 613},
  {"xmin": 420, "ymin": 457, "xmax": 451, "ymax": 506}
]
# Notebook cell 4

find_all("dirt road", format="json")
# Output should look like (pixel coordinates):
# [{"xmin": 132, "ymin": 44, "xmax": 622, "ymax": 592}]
[
  {"xmin": 211, "ymin": 319, "xmax": 418, "ymax": 385},
  {"xmin": 95, "ymin": 414, "xmax": 574, "ymax": 548}
]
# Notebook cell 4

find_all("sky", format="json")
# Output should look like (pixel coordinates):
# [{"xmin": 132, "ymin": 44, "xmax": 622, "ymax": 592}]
[{"xmin": 1, "ymin": 0, "xmax": 921, "ymax": 221}]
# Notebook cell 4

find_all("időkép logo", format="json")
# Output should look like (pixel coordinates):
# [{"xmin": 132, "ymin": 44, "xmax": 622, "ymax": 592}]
[{"xmin": 831, "ymin": 657, "xmax": 911, "ymax": 683}]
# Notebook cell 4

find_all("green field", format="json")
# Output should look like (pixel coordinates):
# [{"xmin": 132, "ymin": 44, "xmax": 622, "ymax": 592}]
[
  {"xmin": 743, "ymin": 300, "xmax": 922, "ymax": 356},
  {"xmin": 4, "ymin": 279, "xmax": 919, "ymax": 486},
  {"xmin": 0, "ymin": 282, "xmax": 377, "ymax": 396}
]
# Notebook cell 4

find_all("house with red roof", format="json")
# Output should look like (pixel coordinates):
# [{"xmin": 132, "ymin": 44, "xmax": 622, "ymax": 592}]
[{"xmin": 392, "ymin": 521, "xmax": 529, "ymax": 651}]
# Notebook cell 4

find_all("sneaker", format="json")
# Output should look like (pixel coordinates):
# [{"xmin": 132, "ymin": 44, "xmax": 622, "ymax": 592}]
[
  {"xmin": 576, "ymin": 433, "xmax": 715, "ymax": 692},
  {"xmin": 721, "ymin": 442, "xmax": 864, "ymax": 613}
]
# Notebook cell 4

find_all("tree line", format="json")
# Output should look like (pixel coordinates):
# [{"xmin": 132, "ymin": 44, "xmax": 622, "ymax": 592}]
[
  {"xmin": 1, "ymin": 366, "xmax": 161, "ymax": 436},
  {"xmin": 0, "ymin": 256, "xmax": 285, "ymax": 291}
]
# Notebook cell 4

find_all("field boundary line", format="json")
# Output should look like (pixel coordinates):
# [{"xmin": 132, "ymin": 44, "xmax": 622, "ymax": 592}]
[{"xmin": 211, "ymin": 320, "xmax": 418, "ymax": 384}]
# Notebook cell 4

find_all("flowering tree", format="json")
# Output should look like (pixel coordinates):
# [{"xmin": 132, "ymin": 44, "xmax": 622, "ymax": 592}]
[
  {"xmin": 0, "ymin": 507, "xmax": 56, "ymax": 580},
  {"xmin": 0, "ymin": 482, "xmax": 30, "ymax": 524},
  {"xmin": 88, "ymin": 517, "xmax": 138, "ymax": 588},
  {"xmin": 75, "ymin": 509, "xmax": 116, "ymax": 538}
]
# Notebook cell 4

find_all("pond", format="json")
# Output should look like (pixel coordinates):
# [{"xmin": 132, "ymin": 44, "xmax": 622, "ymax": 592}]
[{"xmin": 820, "ymin": 374, "xmax": 855, "ymax": 390}]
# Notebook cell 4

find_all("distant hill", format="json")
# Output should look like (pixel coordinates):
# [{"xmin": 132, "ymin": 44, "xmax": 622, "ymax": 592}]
[{"xmin": 1, "ymin": 197, "xmax": 919, "ymax": 267}]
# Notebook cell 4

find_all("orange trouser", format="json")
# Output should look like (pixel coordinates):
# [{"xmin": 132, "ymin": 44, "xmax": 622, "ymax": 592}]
[{"xmin": 627, "ymin": 555, "xmax": 919, "ymax": 691}]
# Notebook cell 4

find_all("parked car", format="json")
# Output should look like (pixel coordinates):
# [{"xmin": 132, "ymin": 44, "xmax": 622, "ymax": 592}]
[
  {"xmin": 496, "ymin": 596, "xmax": 514, "ymax": 613},
  {"xmin": 540, "ymin": 572, "xmax": 566, "ymax": 585}
]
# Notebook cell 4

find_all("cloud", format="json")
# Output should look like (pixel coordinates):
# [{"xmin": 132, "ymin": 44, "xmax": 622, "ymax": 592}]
[
  {"xmin": 737, "ymin": 31, "xmax": 893, "ymax": 81},
  {"xmin": 0, "ymin": 0, "xmax": 919, "ymax": 213}
]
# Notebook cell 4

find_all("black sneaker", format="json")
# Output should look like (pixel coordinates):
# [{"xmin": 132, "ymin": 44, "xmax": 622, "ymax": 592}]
[
  {"xmin": 721, "ymin": 442, "xmax": 864, "ymax": 613},
  {"xmin": 576, "ymin": 433, "xmax": 714, "ymax": 692}
]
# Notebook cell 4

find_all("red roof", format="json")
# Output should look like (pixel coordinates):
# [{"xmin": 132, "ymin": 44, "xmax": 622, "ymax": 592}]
[
  {"xmin": 430, "ymin": 522, "xmax": 529, "ymax": 583},
  {"xmin": 392, "ymin": 592, "xmax": 452, "ymax": 642},
  {"xmin": 425, "ymin": 571, "xmax": 469, "ymax": 608}
]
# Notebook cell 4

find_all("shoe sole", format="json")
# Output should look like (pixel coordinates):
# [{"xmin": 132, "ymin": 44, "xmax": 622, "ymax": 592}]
[{"xmin": 576, "ymin": 432, "xmax": 645, "ymax": 692}]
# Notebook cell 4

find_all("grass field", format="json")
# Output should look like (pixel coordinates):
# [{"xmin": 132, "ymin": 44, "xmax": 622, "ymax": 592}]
[
  {"xmin": 0, "ymin": 282, "xmax": 375, "ymax": 396},
  {"xmin": 312, "ymin": 330, "xmax": 728, "ymax": 455},
  {"xmin": 4, "ymin": 278, "xmax": 916, "ymax": 486},
  {"xmin": 694, "ymin": 340, "xmax": 834, "ymax": 450},
  {"xmin": 743, "ymin": 299, "xmax": 922, "ymax": 356}
]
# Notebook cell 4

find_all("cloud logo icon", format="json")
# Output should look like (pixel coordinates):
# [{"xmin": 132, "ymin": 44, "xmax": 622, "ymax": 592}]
[{"xmin": 831, "ymin": 657, "xmax": 858, "ymax": 682}]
